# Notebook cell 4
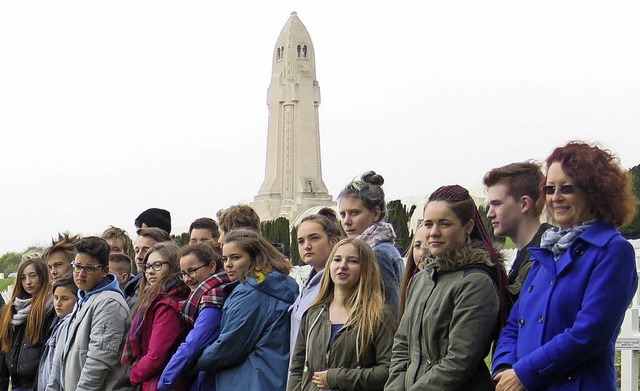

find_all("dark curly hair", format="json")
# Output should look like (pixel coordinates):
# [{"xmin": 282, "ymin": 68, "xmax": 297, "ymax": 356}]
[{"xmin": 546, "ymin": 141, "xmax": 636, "ymax": 227}]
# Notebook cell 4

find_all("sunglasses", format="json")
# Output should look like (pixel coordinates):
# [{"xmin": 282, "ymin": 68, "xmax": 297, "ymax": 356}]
[{"xmin": 541, "ymin": 185, "xmax": 578, "ymax": 195}]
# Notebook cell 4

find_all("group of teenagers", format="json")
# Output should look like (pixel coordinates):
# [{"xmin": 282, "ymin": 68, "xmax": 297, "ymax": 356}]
[{"xmin": 1, "ymin": 140, "xmax": 638, "ymax": 391}]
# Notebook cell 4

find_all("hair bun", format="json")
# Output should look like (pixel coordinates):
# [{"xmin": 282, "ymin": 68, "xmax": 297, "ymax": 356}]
[
  {"xmin": 317, "ymin": 207, "xmax": 338, "ymax": 224},
  {"xmin": 361, "ymin": 170, "xmax": 384, "ymax": 186}
]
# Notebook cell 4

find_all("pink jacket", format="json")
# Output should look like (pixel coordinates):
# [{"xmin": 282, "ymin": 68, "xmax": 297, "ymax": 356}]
[{"xmin": 129, "ymin": 289, "xmax": 190, "ymax": 391}]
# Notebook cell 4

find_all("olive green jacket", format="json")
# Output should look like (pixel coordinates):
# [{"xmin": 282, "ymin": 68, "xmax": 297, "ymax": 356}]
[
  {"xmin": 385, "ymin": 243, "xmax": 500, "ymax": 391},
  {"xmin": 288, "ymin": 305, "xmax": 396, "ymax": 391}
]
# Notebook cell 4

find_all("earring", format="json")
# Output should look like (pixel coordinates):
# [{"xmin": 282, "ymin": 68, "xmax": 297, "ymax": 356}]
[{"xmin": 465, "ymin": 232, "xmax": 471, "ymax": 244}]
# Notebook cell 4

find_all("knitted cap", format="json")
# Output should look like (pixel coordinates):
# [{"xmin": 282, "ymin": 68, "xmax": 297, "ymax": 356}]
[{"xmin": 135, "ymin": 208, "xmax": 171, "ymax": 234}]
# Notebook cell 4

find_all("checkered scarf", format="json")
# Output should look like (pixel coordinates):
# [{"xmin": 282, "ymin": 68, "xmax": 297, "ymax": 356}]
[{"xmin": 181, "ymin": 272, "xmax": 232, "ymax": 326}]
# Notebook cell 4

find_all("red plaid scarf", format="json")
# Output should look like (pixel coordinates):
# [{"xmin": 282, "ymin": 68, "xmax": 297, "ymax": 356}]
[
  {"xmin": 181, "ymin": 272, "xmax": 232, "ymax": 327},
  {"xmin": 121, "ymin": 277, "xmax": 190, "ymax": 365}
]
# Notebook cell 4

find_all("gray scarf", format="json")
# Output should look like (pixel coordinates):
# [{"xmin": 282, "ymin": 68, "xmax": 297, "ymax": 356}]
[
  {"xmin": 12, "ymin": 296, "xmax": 32, "ymax": 326},
  {"xmin": 540, "ymin": 220, "xmax": 595, "ymax": 259}
]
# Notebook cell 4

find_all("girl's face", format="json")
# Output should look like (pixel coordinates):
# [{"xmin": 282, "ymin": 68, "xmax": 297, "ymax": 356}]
[
  {"xmin": 21, "ymin": 264, "xmax": 42, "ymax": 296},
  {"xmin": 53, "ymin": 286, "xmax": 77, "ymax": 317},
  {"xmin": 144, "ymin": 251, "xmax": 171, "ymax": 287},
  {"xmin": 223, "ymin": 242, "xmax": 252, "ymax": 282},
  {"xmin": 423, "ymin": 201, "xmax": 473, "ymax": 257},
  {"xmin": 339, "ymin": 197, "xmax": 381, "ymax": 238},
  {"xmin": 412, "ymin": 225, "xmax": 429, "ymax": 270},
  {"xmin": 329, "ymin": 243, "xmax": 362, "ymax": 291},
  {"xmin": 297, "ymin": 221, "xmax": 336, "ymax": 271}
]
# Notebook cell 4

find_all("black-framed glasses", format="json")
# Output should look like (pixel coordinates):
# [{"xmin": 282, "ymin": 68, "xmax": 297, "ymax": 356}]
[
  {"xmin": 542, "ymin": 185, "xmax": 578, "ymax": 195},
  {"xmin": 71, "ymin": 262, "xmax": 104, "ymax": 275},
  {"xmin": 144, "ymin": 261, "xmax": 170, "ymax": 272},
  {"xmin": 180, "ymin": 263, "xmax": 208, "ymax": 279}
]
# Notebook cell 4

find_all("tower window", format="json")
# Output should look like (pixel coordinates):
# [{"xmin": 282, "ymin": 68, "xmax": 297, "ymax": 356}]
[
  {"xmin": 297, "ymin": 45, "xmax": 301, "ymax": 57},
  {"xmin": 303, "ymin": 45, "xmax": 307, "ymax": 58}
]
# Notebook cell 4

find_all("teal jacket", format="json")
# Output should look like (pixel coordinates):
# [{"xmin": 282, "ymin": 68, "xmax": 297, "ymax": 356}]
[{"xmin": 195, "ymin": 270, "xmax": 299, "ymax": 391}]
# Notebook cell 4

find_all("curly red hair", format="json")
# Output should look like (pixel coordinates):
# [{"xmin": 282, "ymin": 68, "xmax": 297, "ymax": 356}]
[{"xmin": 546, "ymin": 141, "xmax": 636, "ymax": 227}]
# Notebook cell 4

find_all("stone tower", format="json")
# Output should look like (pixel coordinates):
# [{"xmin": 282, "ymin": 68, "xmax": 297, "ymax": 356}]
[{"xmin": 252, "ymin": 12, "xmax": 334, "ymax": 221}]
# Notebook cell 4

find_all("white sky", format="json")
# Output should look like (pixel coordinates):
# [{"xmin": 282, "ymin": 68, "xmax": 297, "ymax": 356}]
[{"xmin": 1, "ymin": 1, "xmax": 638, "ymax": 255}]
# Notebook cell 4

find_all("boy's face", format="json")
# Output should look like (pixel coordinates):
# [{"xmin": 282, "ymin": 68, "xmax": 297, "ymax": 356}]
[
  {"xmin": 47, "ymin": 251, "xmax": 73, "ymax": 280},
  {"xmin": 109, "ymin": 261, "xmax": 130, "ymax": 288},
  {"xmin": 73, "ymin": 253, "xmax": 109, "ymax": 292},
  {"xmin": 189, "ymin": 228, "xmax": 215, "ymax": 244},
  {"xmin": 106, "ymin": 237, "xmax": 127, "ymax": 255},
  {"xmin": 486, "ymin": 184, "xmax": 522, "ymax": 238}
]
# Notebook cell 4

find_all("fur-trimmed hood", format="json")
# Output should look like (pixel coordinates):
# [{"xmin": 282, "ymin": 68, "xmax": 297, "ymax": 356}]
[{"xmin": 423, "ymin": 241, "xmax": 501, "ymax": 272}]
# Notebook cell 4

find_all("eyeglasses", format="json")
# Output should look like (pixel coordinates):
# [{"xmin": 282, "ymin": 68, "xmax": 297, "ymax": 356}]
[
  {"xmin": 71, "ymin": 262, "xmax": 104, "ymax": 275},
  {"xmin": 144, "ymin": 261, "xmax": 170, "ymax": 272},
  {"xmin": 180, "ymin": 263, "xmax": 209, "ymax": 279},
  {"xmin": 542, "ymin": 185, "xmax": 578, "ymax": 195}
]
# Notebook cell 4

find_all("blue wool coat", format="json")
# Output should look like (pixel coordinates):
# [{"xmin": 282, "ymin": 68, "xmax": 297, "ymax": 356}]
[
  {"xmin": 492, "ymin": 221, "xmax": 638, "ymax": 390},
  {"xmin": 195, "ymin": 270, "xmax": 299, "ymax": 391}
]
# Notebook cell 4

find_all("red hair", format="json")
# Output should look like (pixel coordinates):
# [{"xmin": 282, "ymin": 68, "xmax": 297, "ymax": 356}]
[{"xmin": 546, "ymin": 141, "xmax": 636, "ymax": 227}]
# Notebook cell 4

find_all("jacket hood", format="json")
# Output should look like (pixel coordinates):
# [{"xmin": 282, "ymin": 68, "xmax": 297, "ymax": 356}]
[
  {"xmin": 248, "ymin": 270, "xmax": 298, "ymax": 305},
  {"xmin": 425, "ymin": 241, "xmax": 499, "ymax": 272},
  {"xmin": 78, "ymin": 273, "xmax": 124, "ymax": 303},
  {"xmin": 306, "ymin": 268, "xmax": 324, "ymax": 290}
]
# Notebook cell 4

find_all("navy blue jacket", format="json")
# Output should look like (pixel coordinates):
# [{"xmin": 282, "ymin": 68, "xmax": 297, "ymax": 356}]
[{"xmin": 493, "ymin": 221, "xmax": 637, "ymax": 390}]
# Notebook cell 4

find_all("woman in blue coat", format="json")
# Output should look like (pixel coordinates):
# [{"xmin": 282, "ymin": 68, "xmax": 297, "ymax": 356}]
[
  {"xmin": 492, "ymin": 141, "xmax": 638, "ymax": 391},
  {"xmin": 194, "ymin": 228, "xmax": 299, "ymax": 391}
]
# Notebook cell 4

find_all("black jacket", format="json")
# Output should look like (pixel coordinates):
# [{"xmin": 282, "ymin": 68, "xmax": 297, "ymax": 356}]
[{"xmin": 0, "ymin": 303, "xmax": 55, "ymax": 389}]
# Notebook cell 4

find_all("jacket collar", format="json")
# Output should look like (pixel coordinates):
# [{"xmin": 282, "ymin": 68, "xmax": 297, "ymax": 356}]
[
  {"xmin": 575, "ymin": 220, "xmax": 617, "ymax": 247},
  {"xmin": 425, "ymin": 241, "xmax": 496, "ymax": 272},
  {"xmin": 530, "ymin": 220, "xmax": 616, "ymax": 276}
]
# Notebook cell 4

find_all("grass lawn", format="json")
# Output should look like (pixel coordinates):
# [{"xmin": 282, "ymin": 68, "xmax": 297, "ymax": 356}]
[{"xmin": 0, "ymin": 278, "xmax": 15, "ymax": 292}]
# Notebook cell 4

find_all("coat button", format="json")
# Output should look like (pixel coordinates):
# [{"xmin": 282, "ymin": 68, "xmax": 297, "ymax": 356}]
[
  {"xmin": 528, "ymin": 285, "xmax": 534, "ymax": 292},
  {"xmin": 426, "ymin": 358, "xmax": 432, "ymax": 365},
  {"xmin": 519, "ymin": 318, "xmax": 525, "ymax": 326},
  {"xmin": 550, "ymin": 279, "xmax": 554, "ymax": 285},
  {"xmin": 538, "ymin": 315, "xmax": 544, "ymax": 323}
]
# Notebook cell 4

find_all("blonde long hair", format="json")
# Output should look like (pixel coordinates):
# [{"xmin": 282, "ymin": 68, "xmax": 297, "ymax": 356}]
[
  {"xmin": 0, "ymin": 258, "xmax": 52, "ymax": 351},
  {"xmin": 310, "ymin": 238, "xmax": 386, "ymax": 358}
]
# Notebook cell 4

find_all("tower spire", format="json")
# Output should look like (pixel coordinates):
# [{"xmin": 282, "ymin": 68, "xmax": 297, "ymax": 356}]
[{"xmin": 252, "ymin": 13, "xmax": 334, "ymax": 221}]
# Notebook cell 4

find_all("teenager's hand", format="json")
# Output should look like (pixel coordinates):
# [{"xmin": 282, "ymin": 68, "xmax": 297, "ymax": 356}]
[
  {"xmin": 312, "ymin": 370, "xmax": 329, "ymax": 388},
  {"xmin": 494, "ymin": 369, "xmax": 525, "ymax": 391}
]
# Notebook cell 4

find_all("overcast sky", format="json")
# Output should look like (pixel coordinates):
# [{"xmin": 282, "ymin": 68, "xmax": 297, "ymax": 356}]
[{"xmin": 1, "ymin": 1, "xmax": 638, "ymax": 255}]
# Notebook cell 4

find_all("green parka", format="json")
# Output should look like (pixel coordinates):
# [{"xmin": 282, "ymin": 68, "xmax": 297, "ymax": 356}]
[
  {"xmin": 288, "ymin": 305, "xmax": 396, "ymax": 391},
  {"xmin": 385, "ymin": 242, "xmax": 500, "ymax": 391}
]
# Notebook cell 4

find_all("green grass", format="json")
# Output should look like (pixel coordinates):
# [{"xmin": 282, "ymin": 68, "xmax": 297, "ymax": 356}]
[{"xmin": 0, "ymin": 278, "xmax": 15, "ymax": 292}]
